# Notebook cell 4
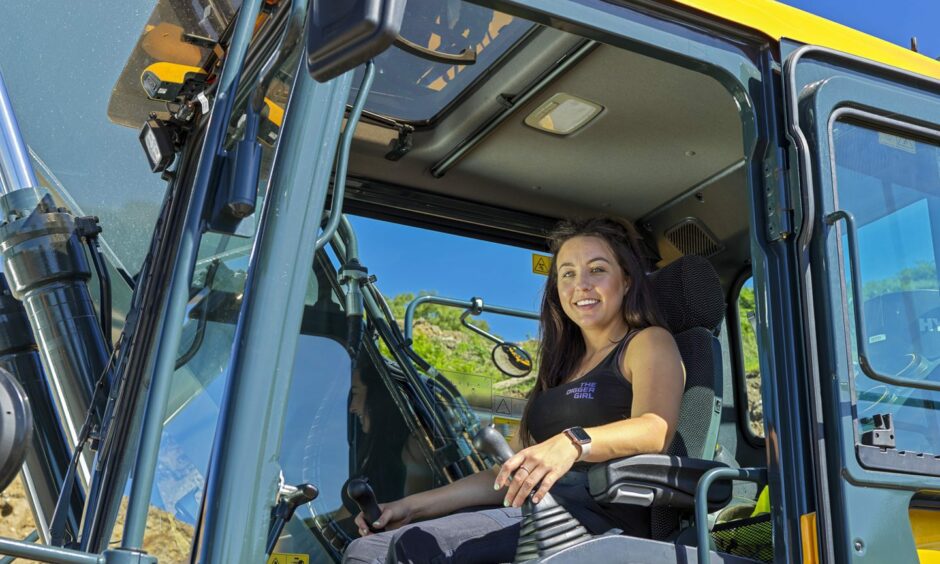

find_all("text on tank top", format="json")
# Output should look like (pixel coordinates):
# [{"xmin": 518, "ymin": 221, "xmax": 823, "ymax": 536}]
[{"xmin": 526, "ymin": 331, "xmax": 637, "ymax": 444}]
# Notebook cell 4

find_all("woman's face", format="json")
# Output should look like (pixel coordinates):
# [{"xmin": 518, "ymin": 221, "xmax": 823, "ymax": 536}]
[
  {"xmin": 556, "ymin": 235, "xmax": 630, "ymax": 334},
  {"xmin": 350, "ymin": 370, "xmax": 370, "ymax": 433}
]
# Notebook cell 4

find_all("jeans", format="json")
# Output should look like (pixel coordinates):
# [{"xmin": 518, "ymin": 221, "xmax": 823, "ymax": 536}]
[{"xmin": 341, "ymin": 471, "xmax": 634, "ymax": 564}]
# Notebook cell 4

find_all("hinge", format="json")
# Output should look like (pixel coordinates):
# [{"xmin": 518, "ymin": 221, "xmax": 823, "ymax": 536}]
[{"xmin": 763, "ymin": 158, "xmax": 795, "ymax": 241}]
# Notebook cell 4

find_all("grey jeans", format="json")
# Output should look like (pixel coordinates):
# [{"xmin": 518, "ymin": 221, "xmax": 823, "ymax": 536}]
[{"xmin": 341, "ymin": 472, "xmax": 623, "ymax": 564}]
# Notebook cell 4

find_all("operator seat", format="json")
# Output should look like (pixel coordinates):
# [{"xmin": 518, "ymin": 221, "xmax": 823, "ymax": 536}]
[{"xmin": 650, "ymin": 254, "xmax": 725, "ymax": 462}]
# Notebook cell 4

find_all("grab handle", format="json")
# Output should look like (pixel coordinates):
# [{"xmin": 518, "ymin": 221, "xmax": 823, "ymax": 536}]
[{"xmin": 825, "ymin": 210, "xmax": 940, "ymax": 392}]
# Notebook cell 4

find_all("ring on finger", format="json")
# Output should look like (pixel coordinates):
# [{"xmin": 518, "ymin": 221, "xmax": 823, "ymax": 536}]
[{"xmin": 517, "ymin": 466, "xmax": 531, "ymax": 474}]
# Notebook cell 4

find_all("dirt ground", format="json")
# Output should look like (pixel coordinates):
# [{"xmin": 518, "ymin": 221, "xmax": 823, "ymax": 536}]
[{"xmin": 1, "ymin": 477, "xmax": 194, "ymax": 563}]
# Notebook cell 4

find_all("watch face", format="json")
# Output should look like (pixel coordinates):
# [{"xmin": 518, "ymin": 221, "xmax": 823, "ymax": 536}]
[{"xmin": 568, "ymin": 427, "xmax": 591, "ymax": 443}]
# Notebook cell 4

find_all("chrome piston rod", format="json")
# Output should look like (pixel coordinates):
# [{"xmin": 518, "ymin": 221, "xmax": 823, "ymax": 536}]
[{"xmin": 0, "ymin": 68, "xmax": 37, "ymax": 194}]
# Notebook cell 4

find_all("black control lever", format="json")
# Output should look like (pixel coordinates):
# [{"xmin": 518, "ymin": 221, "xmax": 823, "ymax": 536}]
[
  {"xmin": 266, "ymin": 483, "xmax": 319, "ymax": 554},
  {"xmin": 346, "ymin": 477, "xmax": 384, "ymax": 533},
  {"xmin": 473, "ymin": 423, "xmax": 516, "ymax": 465}
]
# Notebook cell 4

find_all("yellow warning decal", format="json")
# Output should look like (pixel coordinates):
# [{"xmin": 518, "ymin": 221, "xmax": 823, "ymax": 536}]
[
  {"xmin": 267, "ymin": 553, "xmax": 309, "ymax": 564},
  {"xmin": 531, "ymin": 254, "xmax": 551, "ymax": 276}
]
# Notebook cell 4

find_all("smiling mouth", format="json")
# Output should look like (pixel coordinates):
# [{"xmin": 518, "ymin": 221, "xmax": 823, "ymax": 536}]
[{"xmin": 574, "ymin": 298, "xmax": 599, "ymax": 308}]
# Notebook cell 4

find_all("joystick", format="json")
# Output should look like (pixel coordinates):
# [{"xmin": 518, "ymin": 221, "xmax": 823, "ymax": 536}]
[
  {"xmin": 346, "ymin": 477, "xmax": 384, "ymax": 533},
  {"xmin": 473, "ymin": 425, "xmax": 593, "ymax": 563},
  {"xmin": 472, "ymin": 423, "xmax": 516, "ymax": 464}
]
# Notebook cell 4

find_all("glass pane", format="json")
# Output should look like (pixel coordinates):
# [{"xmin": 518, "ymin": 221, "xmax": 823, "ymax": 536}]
[
  {"xmin": 832, "ymin": 121, "xmax": 940, "ymax": 455},
  {"xmin": 350, "ymin": 0, "xmax": 532, "ymax": 122},
  {"xmin": 272, "ymin": 252, "xmax": 443, "ymax": 561},
  {"xmin": 350, "ymin": 216, "xmax": 542, "ymax": 437},
  {"xmin": 0, "ymin": 1, "xmax": 238, "ymax": 276},
  {"xmin": 737, "ymin": 278, "xmax": 764, "ymax": 439},
  {"xmin": 145, "ymin": 15, "xmax": 299, "ymax": 551}
]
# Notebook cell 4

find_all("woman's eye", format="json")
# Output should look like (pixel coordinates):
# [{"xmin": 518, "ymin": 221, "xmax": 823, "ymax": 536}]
[
  {"xmin": 590, "ymin": 266, "xmax": 605, "ymax": 273},
  {"xmin": 561, "ymin": 271, "xmax": 574, "ymax": 278}
]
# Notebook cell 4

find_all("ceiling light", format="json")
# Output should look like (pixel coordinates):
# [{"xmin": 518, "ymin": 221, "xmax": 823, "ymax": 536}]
[{"xmin": 524, "ymin": 93, "xmax": 603, "ymax": 135}]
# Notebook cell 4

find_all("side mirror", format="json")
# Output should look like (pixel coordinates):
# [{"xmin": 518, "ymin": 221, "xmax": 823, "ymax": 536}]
[
  {"xmin": 306, "ymin": 0, "xmax": 407, "ymax": 82},
  {"xmin": 0, "ymin": 367, "xmax": 32, "ymax": 492},
  {"xmin": 492, "ymin": 343, "xmax": 533, "ymax": 378}
]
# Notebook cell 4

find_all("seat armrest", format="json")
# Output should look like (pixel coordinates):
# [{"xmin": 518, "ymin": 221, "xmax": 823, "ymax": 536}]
[{"xmin": 588, "ymin": 454, "xmax": 731, "ymax": 511}]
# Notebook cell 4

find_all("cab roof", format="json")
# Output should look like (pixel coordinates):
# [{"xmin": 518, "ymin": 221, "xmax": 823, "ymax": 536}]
[{"xmin": 675, "ymin": 0, "xmax": 940, "ymax": 79}]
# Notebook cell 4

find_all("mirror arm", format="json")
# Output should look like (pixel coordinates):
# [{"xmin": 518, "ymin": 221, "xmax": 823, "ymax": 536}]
[
  {"xmin": 393, "ymin": 35, "xmax": 477, "ymax": 65},
  {"xmin": 460, "ymin": 308, "xmax": 503, "ymax": 345}
]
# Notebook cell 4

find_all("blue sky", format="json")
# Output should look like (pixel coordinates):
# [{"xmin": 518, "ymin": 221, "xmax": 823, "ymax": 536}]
[{"xmin": 781, "ymin": 0, "xmax": 940, "ymax": 57}]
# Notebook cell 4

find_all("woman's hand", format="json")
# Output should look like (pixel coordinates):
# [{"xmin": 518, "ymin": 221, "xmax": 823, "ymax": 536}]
[
  {"xmin": 493, "ymin": 434, "xmax": 579, "ymax": 508},
  {"xmin": 354, "ymin": 497, "xmax": 415, "ymax": 536}
]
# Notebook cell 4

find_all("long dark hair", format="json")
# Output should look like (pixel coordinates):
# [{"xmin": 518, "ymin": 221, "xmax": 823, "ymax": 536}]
[{"xmin": 519, "ymin": 217, "xmax": 665, "ymax": 446}]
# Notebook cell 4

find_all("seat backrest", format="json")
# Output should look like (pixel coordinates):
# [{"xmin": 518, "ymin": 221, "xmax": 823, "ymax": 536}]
[{"xmin": 649, "ymin": 255, "xmax": 725, "ymax": 460}]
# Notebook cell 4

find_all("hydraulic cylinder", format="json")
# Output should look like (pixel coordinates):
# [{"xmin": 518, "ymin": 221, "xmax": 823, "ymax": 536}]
[
  {"xmin": 0, "ymin": 273, "xmax": 82, "ymax": 542},
  {"xmin": 0, "ymin": 192, "xmax": 110, "ymax": 488}
]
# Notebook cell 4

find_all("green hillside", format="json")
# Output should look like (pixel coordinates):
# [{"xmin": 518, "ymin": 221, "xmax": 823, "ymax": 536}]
[{"xmin": 382, "ymin": 293, "xmax": 539, "ymax": 404}]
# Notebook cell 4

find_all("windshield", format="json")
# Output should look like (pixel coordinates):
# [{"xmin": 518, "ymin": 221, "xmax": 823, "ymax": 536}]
[{"xmin": 0, "ymin": 1, "xmax": 236, "ymax": 276}]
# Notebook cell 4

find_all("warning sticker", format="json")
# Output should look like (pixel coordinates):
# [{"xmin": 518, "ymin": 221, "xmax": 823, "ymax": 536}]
[
  {"xmin": 532, "ymin": 254, "xmax": 552, "ymax": 275},
  {"xmin": 267, "ymin": 553, "xmax": 309, "ymax": 564}
]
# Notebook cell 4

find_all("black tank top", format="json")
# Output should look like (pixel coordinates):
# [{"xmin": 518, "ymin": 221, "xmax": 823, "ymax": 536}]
[
  {"xmin": 525, "ymin": 331, "xmax": 651, "ymax": 538},
  {"xmin": 527, "ymin": 331, "xmax": 637, "ymax": 444}
]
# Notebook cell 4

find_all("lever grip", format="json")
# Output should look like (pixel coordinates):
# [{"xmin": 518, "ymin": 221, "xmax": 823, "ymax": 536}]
[
  {"xmin": 346, "ymin": 478, "xmax": 383, "ymax": 532},
  {"xmin": 284, "ymin": 483, "xmax": 319, "ymax": 506},
  {"xmin": 473, "ymin": 424, "xmax": 515, "ymax": 464}
]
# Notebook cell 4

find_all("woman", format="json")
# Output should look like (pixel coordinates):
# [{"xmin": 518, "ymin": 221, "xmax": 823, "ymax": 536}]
[{"xmin": 343, "ymin": 217, "xmax": 685, "ymax": 563}]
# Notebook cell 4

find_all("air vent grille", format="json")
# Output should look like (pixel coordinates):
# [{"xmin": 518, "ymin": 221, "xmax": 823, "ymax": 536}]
[{"xmin": 664, "ymin": 218, "xmax": 724, "ymax": 258}]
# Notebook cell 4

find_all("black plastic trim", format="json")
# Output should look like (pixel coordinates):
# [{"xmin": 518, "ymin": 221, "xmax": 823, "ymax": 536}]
[{"xmin": 342, "ymin": 177, "xmax": 557, "ymax": 250}]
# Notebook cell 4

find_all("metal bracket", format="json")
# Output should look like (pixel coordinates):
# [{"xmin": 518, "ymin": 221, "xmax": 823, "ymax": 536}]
[
  {"xmin": 385, "ymin": 124, "xmax": 414, "ymax": 161},
  {"xmin": 861, "ymin": 413, "xmax": 896, "ymax": 449}
]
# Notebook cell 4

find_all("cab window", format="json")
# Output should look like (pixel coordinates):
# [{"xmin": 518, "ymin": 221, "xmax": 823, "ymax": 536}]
[
  {"xmin": 349, "ymin": 215, "xmax": 542, "ymax": 436},
  {"xmin": 736, "ymin": 277, "xmax": 764, "ymax": 440},
  {"xmin": 832, "ymin": 121, "xmax": 940, "ymax": 455}
]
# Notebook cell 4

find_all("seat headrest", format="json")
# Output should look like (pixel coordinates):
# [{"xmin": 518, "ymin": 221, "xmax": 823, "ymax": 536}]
[{"xmin": 650, "ymin": 255, "xmax": 724, "ymax": 334}]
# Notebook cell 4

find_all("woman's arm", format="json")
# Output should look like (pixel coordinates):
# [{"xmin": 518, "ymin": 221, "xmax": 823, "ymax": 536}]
[
  {"xmin": 496, "ymin": 326, "xmax": 684, "ymax": 507},
  {"xmin": 358, "ymin": 434, "xmax": 523, "ymax": 533},
  {"xmin": 584, "ymin": 325, "xmax": 685, "ymax": 460}
]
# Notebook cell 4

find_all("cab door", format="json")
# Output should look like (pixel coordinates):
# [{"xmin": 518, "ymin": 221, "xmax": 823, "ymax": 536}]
[{"xmin": 784, "ymin": 45, "xmax": 940, "ymax": 563}]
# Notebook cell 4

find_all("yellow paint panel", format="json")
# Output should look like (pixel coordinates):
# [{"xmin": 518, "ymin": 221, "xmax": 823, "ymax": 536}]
[
  {"xmin": 267, "ymin": 553, "xmax": 309, "ymax": 564},
  {"xmin": 920, "ymin": 550, "xmax": 940, "ymax": 564},
  {"xmin": 532, "ymin": 253, "xmax": 552, "ymax": 275},
  {"xmin": 669, "ymin": 0, "xmax": 940, "ymax": 80},
  {"xmin": 799, "ymin": 512, "xmax": 818, "ymax": 564},
  {"xmin": 911, "ymin": 508, "xmax": 940, "ymax": 551}
]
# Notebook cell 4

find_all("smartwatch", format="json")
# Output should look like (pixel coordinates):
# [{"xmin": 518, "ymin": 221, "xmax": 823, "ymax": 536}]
[{"xmin": 563, "ymin": 426, "xmax": 592, "ymax": 462}]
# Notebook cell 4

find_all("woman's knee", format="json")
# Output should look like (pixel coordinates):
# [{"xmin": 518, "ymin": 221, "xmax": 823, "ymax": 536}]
[
  {"xmin": 386, "ymin": 525, "xmax": 447, "ymax": 563},
  {"xmin": 342, "ymin": 533, "xmax": 392, "ymax": 564}
]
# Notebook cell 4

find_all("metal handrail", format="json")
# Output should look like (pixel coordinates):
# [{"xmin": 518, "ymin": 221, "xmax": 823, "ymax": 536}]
[
  {"xmin": 404, "ymin": 295, "xmax": 539, "ymax": 342},
  {"xmin": 695, "ymin": 466, "xmax": 768, "ymax": 564},
  {"xmin": 314, "ymin": 61, "xmax": 375, "ymax": 250}
]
